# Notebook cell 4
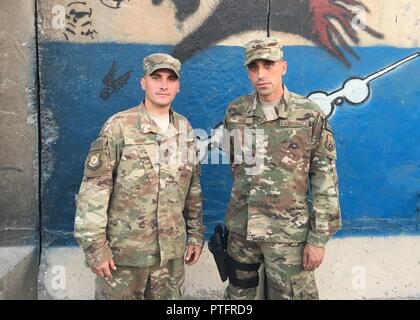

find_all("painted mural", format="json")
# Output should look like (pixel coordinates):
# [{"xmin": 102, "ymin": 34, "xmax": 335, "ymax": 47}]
[
  {"xmin": 308, "ymin": 52, "xmax": 420, "ymax": 118},
  {"xmin": 100, "ymin": 61, "xmax": 132, "ymax": 100},
  {"xmin": 162, "ymin": 0, "xmax": 383, "ymax": 67},
  {"xmin": 38, "ymin": 0, "xmax": 420, "ymax": 245}
]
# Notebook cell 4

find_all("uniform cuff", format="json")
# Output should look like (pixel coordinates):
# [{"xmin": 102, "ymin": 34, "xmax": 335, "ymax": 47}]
[
  {"xmin": 84, "ymin": 245, "xmax": 113, "ymax": 269},
  {"xmin": 306, "ymin": 231, "xmax": 330, "ymax": 248},
  {"xmin": 187, "ymin": 235, "xmax": 204, "ymax": 248}
]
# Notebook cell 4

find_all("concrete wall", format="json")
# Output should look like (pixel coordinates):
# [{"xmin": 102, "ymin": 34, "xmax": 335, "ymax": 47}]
[
  {"xmin": 0, "ymin": 0, "xmax": 39, "ymax": 246},
  {"xmin": 0, "ymin": 0, "xmax": 39, "ymax": 299},
  {"xmin": 2, "ymin": 0, "xmax": 420, "ymax": 299},
  {"xmin": 37, "ymin": 0, "xmax": 420, "ymax": 241},
  {"xmin": 0, "ymin": 246, "xmax": 38, "ymax": 300},
  {"xmin": 39, "ymin": 237, "xmax": 420, "ymax": 300}
]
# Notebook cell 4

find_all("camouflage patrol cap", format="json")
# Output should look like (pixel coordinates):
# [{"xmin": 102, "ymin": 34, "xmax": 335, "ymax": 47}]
[
  {"xmin": 143, "ymin": 53, "xmax": 181, "ymax": 78},
  {"xmin": 244, "ymin": 37, "xmax": 284, "ymax": 66}
]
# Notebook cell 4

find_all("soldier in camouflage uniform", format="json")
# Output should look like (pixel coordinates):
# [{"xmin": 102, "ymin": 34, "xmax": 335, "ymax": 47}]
[
  {"xmin": 222, "ymin": 38, "xmax": 341, "ymax": 300},
  {"xmin": 74, "ymin": 53, "xmax": 204, "ymax": 300}
]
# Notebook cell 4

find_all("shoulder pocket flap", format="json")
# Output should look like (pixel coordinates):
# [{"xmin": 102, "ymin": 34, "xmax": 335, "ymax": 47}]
[
  {"xmin": 85, "ymin": 151, "xmax": 109, "ymax": 178},
  {"xmin": 315, "ymin": 130, "xmax": 337, "ymax": 159}
]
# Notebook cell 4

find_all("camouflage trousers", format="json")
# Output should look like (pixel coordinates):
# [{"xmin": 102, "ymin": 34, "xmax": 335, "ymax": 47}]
[
  {"xmin": 224, "ymin": 232, "xmax": 319, "ymax": 300},
  {"xmin": 95, "ymin": 258, "xmax": 185, "ymax": 300}
]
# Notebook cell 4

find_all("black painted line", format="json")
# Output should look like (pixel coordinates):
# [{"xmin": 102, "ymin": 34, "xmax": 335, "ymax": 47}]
[
  {"xmin": 267, "ymin": 0, "xmax": 271, "ymax": 37},
  {"xmin": 34, "ymin": 0, "xmax": 42, "ymax": 265}
]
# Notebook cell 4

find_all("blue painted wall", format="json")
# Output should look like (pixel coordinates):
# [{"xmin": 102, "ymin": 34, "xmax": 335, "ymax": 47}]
[{"xmin": 40, "ymin": 42, "xmax": 420, "ymax": 244}]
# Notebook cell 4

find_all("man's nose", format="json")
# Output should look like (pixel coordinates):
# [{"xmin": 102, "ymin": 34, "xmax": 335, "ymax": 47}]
[
  {"xmin": 257, "ymin": 67, "xmax": 267, "ymax": 79},
  {"xmin": 160, "ymin": 81, "xmax": 168, "ymax": 90}
]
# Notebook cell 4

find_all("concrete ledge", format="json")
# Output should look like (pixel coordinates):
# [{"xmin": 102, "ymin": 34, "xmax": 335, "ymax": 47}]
[
  {"xmin": 38, "ymin": 245, "xmax": 95, "ymax": 300},
  {"xmin": 0, "ymin": 245, "xmax": 39, "ymax": 299},
  {"xmin": 37, "ymin": 236, "xmax": 420, "ymax": 299},
  {"xmin": 37, "ymin": 244, "xmax": 263, "ymax": 300}
]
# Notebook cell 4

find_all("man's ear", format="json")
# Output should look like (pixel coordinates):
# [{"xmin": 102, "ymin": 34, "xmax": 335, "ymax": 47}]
[
  {"xmin": 282, "ymin": 60, "xmax": 288, "ymax": 76},
  {"xmin": 140, "ymin": 77, "xmax": 145, "ymax": 90}
]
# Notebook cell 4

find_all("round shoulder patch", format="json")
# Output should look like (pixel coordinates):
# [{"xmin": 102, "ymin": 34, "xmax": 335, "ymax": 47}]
[{"xmin": 87, "ymin": 153, "xmax": 102, "ymax": 171}]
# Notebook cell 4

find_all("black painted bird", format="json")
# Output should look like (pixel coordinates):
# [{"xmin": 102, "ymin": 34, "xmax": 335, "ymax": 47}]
[
  {"xmin": 100, "ymin": 61, "xmax": 132, "ymax": 100},
  {"xmin": 153, "ymin": 0, "xmax": 383, "ymax": 68}
]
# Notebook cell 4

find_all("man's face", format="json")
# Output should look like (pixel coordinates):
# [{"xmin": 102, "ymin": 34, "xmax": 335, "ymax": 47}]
[
  {"xmin": 247, "ymin": 59, "xmax": 287, "ymax": 99},
  {"xmin": 141, "ymin": 69, "xmax": 180, "ymax": 107}
]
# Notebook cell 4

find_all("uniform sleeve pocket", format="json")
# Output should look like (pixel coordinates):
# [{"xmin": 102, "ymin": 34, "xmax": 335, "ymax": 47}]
[
  {"xmin": 84, "ymin": 137, "xmax": 109, "ymax": 178},
  {"xmin": 314, "ymin": 122, "xmax": 337, "ymax": 160}
]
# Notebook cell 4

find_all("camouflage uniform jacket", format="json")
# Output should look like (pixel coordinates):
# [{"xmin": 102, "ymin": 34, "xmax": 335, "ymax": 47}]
[
  {"xmin": 223, "ymin": 86, "xmax": 341, "ymax": 247},
  {"xmin": 74, "ymin": 103, "xmax": 204, "ymax": 268}
]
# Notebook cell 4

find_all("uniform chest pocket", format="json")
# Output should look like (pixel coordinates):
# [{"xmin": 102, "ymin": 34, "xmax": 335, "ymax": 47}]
[
  {"xmin": 178, "ymin": 163, "xmax": 194, "ymax": 185},
  {"xmin": 116, "ymin": 144, "xmax": 150, "ymax": 187},
  {"xmin": 268, "ymin": 124, "xmax": 311, "ymax": 168},
  {"xmin": 176, "ymin": 143, "xmax": 195, "ymax": 187},
  {"xmin": 228, "ymin": 118, "xmax": 254, "ymax": 163}
]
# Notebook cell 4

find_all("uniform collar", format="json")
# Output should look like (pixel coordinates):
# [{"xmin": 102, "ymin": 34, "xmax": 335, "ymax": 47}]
[
  {"xmin": 138, "ymin": 102, "xmax": 179, "ymax": 137},
  {"xmin": 247, "ymin": 84, "xmax": 290, "ymax": 121}
]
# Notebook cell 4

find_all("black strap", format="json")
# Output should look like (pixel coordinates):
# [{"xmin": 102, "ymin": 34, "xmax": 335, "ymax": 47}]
[
  {"xmin": 227, "ymin": 255, "xmax": 260, "ymax": 272},
  {"xmin": 227, "ymin": 255, "xmax": 261, "ymax": 289},
  {"xmin": 229, "ymin": 274, "xmax": 259, "ymax": 289}
]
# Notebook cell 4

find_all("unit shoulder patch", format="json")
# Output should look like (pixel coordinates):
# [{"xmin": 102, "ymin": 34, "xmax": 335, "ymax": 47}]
[
  {"xmin": 86, "ymin": 152, "xmax": 102, "ymax": 171},
  {"xmin": 84, "ymin": 137, "xmax": 109, "ymax": 178}
]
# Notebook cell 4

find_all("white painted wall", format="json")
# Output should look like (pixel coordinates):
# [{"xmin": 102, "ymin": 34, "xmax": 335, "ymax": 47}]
[{"xmin": 38, "ymin": 236, "xmax": 420, "ymax": 300}]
